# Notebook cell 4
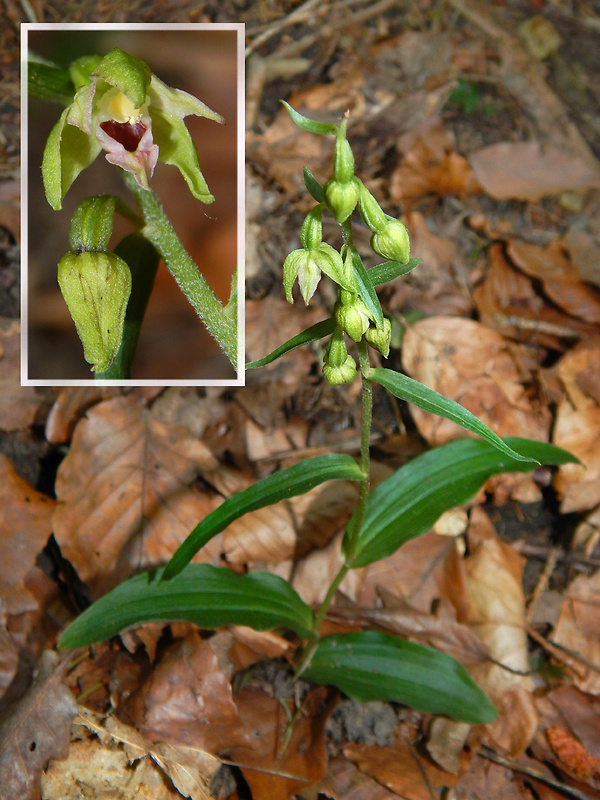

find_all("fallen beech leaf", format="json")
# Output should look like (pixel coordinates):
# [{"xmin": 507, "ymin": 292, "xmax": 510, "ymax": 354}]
[
  {"xmin": 551, "ymin": 571, "xmax": 600, "ymax": 695},
  {"xmin": 119, "ymin": 631, "xmax": 247, "ymax": 755},
  {"xmin": 465, "ymin": 537, "xmax": 537, "ymax": 754},
  {"xmin": 344, "ymin": 737, "xmax": 457, "ymax": 799},
  {"xmin": 469, "ymin": 142, "xmax": 600, "ymax": 201},
  {"xmin": 553, "ymin": 339, "xmax": 600, "ymax": 513},
  {"xmin": 0, "ymin": 651, "xmax": 77, "ymax": 800},
  {"xmin": 0, "ymin": 454, "xmax": 54, "ymax": 616},
  {"xmin": 52, "ymin": 394, "xmax": 221, "ymax": 593},
  {"xmin": 402, "ymin": 316, "xmax": 550, "ymax": 446},
  {"xmin": 303, "ymin": 755, "xmax": 399, "ymax": 799},
  {"xmin": 0, "ymin": 181, "xmax": 19, "ymax": 243},
  {"xmin": 45, "ymin": 387, "xmax": 123, "ymax": 444},
  {"xmin": 0, "ymin": 319, "xmax": 43, "ymax": 431}
]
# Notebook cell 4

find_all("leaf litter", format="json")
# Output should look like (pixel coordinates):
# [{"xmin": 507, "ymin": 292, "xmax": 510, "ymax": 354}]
[{"xmin": 3, "ymin": 2, "xmax": 600, "ymax": 798}]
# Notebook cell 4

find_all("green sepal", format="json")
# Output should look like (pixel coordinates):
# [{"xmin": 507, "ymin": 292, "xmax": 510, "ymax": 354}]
[
  {"xmin": 68, "ymin": 195, "xmax": 116, "ymax": 253},
  {"xmin": 281, "ymin": 100, "xmax": 339, "ymax": 135},
  {"xmin": 91, "ymin": 48, "xmax": 151, "ymax": 108},
  {"xmin": 302, "ymin": 631, "xmax": 498, "ymax": 724},
  {"xmin": 59, "ymin": 564, "xmax": 316, "ymax": 648},
  {"xmin": 69, "ymin": 55, "xmax": 103, "ymax": 89}
]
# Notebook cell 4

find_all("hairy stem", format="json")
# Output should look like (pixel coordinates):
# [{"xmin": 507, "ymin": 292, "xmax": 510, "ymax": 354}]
[{"xmin": 124, "ymin": 173, "xmax": 237, "ymax": 370}]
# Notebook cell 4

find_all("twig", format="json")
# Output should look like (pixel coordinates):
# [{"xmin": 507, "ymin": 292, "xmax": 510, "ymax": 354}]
[{"xmin": 526, "ymin": 545, "xmax": 561, "ymax": 623}]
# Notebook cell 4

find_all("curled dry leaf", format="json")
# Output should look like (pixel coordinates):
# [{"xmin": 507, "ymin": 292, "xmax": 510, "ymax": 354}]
[
  {"xmin": 0, "ymin": 651, "xmax": 77, "ymax": 800},
  {"xmin": 402, "ymin": 316, "xmax": 550, "ymax": 445},
  {"xmin": 52, "ymin": 394, "xmax": 221, "ymax": 594},
  {"xmin": 551, "ymin": 571, "xmax": 600, "ymax": 696},
  {"xmin": 469, "ymin": 142, "xmax": 600, "ymax": 202},
  {"xmin": 0, "ymin": 454, "xmax": 55, "ymax": 616},
  {"xmin": 553, "ymin": 338, "xmax": 600, "ymax": 513}
]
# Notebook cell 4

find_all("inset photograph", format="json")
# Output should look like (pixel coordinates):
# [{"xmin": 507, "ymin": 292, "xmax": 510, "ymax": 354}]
[{"xmin": 23, "ymin": 24, "xmax": 243, "ymax": 385}]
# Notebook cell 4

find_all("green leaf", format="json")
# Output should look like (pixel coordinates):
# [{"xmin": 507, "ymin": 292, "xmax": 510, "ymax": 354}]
[
  {"xmin": 59, "ymin": 564, "xmax": 315, "ymax": 648},
  {"xmin": 304, "ymin": 167, "xmax": 326, "ymax": 203},
  {"xmin": 302, "ymin": 631, "xmax": 498, "ymax": 723},
  {"xmin": 162, "ymin": 454, "xmax": 364, "ymax": 581},
  {"xmin": 246, "ymin": 318, "xmax": 336, "ymax": 369},
  {"xmin": 344, "ymin": 437, "xmax": 578, "ymax": 567},
  {"xmin": 281, "ymin": 101, "xmax": 339, "ymax": 135},
  {"xmin": 368, "ymin": 258, "xmax": 422, "ymax": 286},
  {"xmin": 351, "ymin": 251, "xmax": 384, "ymax": 330},
  {"xmin": 369, "ymin": 368, "xmax": 537, "ymax": 464}
]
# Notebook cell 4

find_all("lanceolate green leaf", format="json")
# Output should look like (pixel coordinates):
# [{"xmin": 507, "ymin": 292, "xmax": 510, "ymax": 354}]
[
  {"xmin": 368, "ymin": 258, "xmax": 422, "ymax": 286},
  {"xmin": 282, "ymin": 101, "xmax": 339, "ymax": 136},
  {"xmin": 302, "ymin": 631, "xmax": 498, "ymax": 724},
  {"xmin": 351, "ymin": 251, "xmax": 384, "ymax": 330},
  {"xmin": 246, "ymin": 318, "xmax": 336, "ymax": 369},
  {"xmin": 162, "ymin": 454, "xmax": 364, "ymax": 582},
  {"xmin": 59, "ymin": 564, "xmax": 315, "ymax": 649},
  {"xmin": 369, "ymin": 368, "xmax": 537, "ymax": 463},
  {"xmin": 344, "ymin": 437, "xmax": 578, "ymax": 567}
]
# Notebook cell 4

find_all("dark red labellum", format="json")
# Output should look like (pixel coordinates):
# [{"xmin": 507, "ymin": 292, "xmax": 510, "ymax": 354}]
[{"xmin": 100, "ymin": 120, "xmax": 147, "ymax": 152}]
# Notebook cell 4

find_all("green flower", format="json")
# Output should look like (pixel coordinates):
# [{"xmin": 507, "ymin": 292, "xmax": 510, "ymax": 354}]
[
  {"xmin": 42, "ymin": 48, "xmax": 224, "ymax": 210},
  {"xmin": 283, "ymin": 243, "xmax": 344, "ymax": 305}
]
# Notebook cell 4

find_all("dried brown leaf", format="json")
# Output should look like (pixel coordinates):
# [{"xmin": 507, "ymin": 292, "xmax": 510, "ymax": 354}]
[
  {"xmin": 469, "ymin": 142, "xmax": 600, "ymax": 202},
  {"xmin": 0, "ymin": 319, "xmax": 43, "ymax": 432},
  {"xmin": 52, "ymin": 394, "xmax": 221, "ymax": 593},
  {"xmin": 0, "ymin": 651, "xmax": 77, "ymax": 800}
]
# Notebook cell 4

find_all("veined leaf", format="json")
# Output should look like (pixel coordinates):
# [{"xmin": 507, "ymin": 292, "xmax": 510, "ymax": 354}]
[
  {"xmin": 352, "ymin": 251, "xmax": 384, "ymax": 330},
  {"xmin": 369, "ymin": 367, "xmax": 537, "ymax": 463},
  {"xmin": 302, "ymin": 631, "xmax": 498, "ymax": 724},
  {"xmin": 281, "ymin": 101, "xmax": 339, "ymax": 135},
  {"xmin": 162, "ymin": 454, "xmax": 364, "ymax": 581},
  {"xmin": 344, "ymin": 437, "xmax": 578, "ymax": 567},
  {"xmin": 246, "ymin": 318, "xmax": 335, "ymax": 369},
  {"xmin": 368, "ymin": 258, "xmax": 421, "ymax": 285},
  {"xmin": 59, "ymin": 564, "xmax": 315, "ymax": 648}
]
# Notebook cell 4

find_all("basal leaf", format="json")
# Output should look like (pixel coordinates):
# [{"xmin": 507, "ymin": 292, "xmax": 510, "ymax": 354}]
[
  {"xmin": 59, "ymin": 564, "xmax": 315, "ymax": 648},
  {"xmin": 302, "ymin": 631, "xmax": 498, "ymax": 723},
  {"xmin": 369, "ymin": 368, "xmax": 537, "ymax": 463},
  {"xmin": 344, "ymin": 437, "xmax": 578, "ymax": 567},
  {"xmin": 162, "ymin": 454, "xmax": 364, "ymax": 581}
]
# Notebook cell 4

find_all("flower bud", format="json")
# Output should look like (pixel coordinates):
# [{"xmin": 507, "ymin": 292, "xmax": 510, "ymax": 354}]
[
  {"xmin": 370, "ymin": 217, "xmax": 410, "ymax": 264},
  {"xmin": 323, "ymin": 354, "xmax": 358, "ymax": 386},
  {"xmin": 57, "ymin": 251, "xmax": 131, "ymax": 372},
  {"xmin": 324, "ymin": 177, "xmax": 360, "ymax": 224},
  {"xmin": 365, "ymin": 317, "xmax": 392, "ymax": 358},
  {"xmin": 335, "ymin": 292, "xmax": 371, "ymax": 342},
  {"xmin": 299, "ymin": 205, "xmax": 324, "ymax": 251}
]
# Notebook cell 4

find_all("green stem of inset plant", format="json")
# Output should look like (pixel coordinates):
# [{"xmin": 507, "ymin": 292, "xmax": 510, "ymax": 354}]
[{"xmin": 123, "ymin": 173, "xmax": 238, "ymax": 371}]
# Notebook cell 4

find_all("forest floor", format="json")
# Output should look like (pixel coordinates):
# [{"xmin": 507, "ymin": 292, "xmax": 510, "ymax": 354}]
[{"xmin": 2, "ymin": 1, "xmax": 600, "ymax": 799}]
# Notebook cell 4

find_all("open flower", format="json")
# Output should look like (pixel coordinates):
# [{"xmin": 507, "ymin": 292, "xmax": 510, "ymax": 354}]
[{"xmin": 42, "ymin": 48, "xmax": 224, "ymax": 210}]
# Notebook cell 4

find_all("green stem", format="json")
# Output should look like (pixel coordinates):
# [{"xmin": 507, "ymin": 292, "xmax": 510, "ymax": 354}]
[
  {"xmin": 124, "ymin": 173, "xmax": 238, "ymax": 371},
  {"xmin": 294, "ymin": 337, "xmax": 373, "ymax": 677}
]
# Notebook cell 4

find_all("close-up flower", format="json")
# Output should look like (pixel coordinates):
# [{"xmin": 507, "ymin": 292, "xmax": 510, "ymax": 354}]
[
  {"xmin": 42, "ymin": 47, "xmax": 224, "ymax": 210},
  {"xmin": 283, "ymin": 243, "xmax": 345, "ymax": 305}
]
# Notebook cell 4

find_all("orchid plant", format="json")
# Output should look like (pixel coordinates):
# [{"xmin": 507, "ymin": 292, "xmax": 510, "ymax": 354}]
[
  {"xmin": 30, "ymin": 47, "xmax": 237, "ymax": 378},
  {"xmin": 59, "ymin": 104, "xmax": 577, "ymax": 726}
]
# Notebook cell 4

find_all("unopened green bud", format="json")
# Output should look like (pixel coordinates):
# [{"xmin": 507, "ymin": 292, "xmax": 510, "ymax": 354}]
[
  {"xmin": 335, "ymin": 293, "xmax": 371, "ymax": 342},
  {"xmin": 333, "ymin": 135, "xmax": 355, "ymax": 184},
  {"xmin": 370, "ymin": 217, "xmax": 410, "ymax": 264},
  {"xmin": 323, "ymin": 354, "xmax": 358, "ymax": 386},
  {"xmin": 357, "ymin": 182, "xmax": 387, "ymax": 232},
  {"xmin": 365, "ymin": 317, "xmax": 392, "ymax": 357},
  {"xmin": 324, "ymin": 177, "xmax": 360, "ymax": 224},
  {"xmin": 299, "ymin": 205, "xmax": 324, "ymax": 251},
  {"xmin": 68, "ymin": 195, "xmax": 116, "ymax": 253},
  {"xmin": 58, "ymin": 251, "xmax": 131, "ymax": 372}
]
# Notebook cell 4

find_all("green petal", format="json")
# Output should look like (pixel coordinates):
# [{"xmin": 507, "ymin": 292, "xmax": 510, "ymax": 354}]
[
  {"xmin": 42, "ymin": 106, "xmax": 101, "ymax": 211},
  {"xmin": 149, "ymin": 75, "xmax": 224, "ymax": 123},
  {"xmin": 151, "ymin": 109, "xmax": 215, "ymax": 204}
]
